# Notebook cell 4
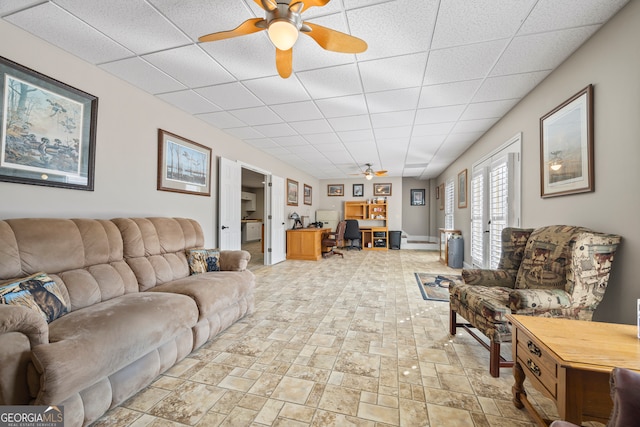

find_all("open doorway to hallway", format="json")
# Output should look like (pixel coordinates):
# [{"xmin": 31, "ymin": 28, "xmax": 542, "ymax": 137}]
[{"xmin": 241, "ymin": 167, "xmax": 266, "ymax": 270}]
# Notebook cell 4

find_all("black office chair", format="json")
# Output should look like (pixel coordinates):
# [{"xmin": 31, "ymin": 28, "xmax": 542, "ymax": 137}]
[{"xmin": 344, "ymin": 219, "xmax": 361, "ymax": 250}]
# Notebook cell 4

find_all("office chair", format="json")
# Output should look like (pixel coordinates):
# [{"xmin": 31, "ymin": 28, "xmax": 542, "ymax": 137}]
[
  {"xmin": 344, "ymin": 219, "xmax": 361, "ymax": 250},
  {"xmin": 322, "ymin": 221, "xmax": 345, "ymax": 258}
]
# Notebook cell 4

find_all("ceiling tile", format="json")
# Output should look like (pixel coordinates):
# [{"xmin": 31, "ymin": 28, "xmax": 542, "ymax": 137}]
[
  {"xmin": 431, "ymin": 0, "xmax": 536, "ymax": 49},
  {"xmin": 297, "ymin": 63, "xmax": 363, "ymax": 99},
  {"xmin": 252, "ymin": 123, "xmax": 298, "ymax": 138},
  {"xmin": 157, "ymin": 90, "xmax": 220, "ymax": 114},
  {"xmin": 347, "ymin": 0, "xmax": 440, "ymax": 61},
  {"xmin": 272, "ymin": 135, "xmax": 309, "ymax": 147},
  {"xmin": 201, "ymin": 35, "xmax": 281, "ymax": 80},
  {"xmin": 270, "ymin": 101, "xmax": 324, "ymax": 122},
  {"xmin": 290, "ymin": 119, "xmax": 333, "ymax": 135},
  {"xmin": 195, "ymin": 83, "xmax": 263, "ymax": 110},
  {"xmin": 338, "ymin": 129, "xmax": 375, "ymax": 143},
  {"xmin": 371, "ymin": 111, "xmax": 415, "ymax": 129},
  {"xmin": 415, "ymin": 105, "xmax": 465, "ymax": 125},
  {"xmin": 451, "ymin": 118, "xmax": 498, "ymax": 134},
  {"xmin": 424, "ymin": 40, "xmax": 508, "ymax": 85},
  {"xmin": 230, "ymin": 106, "xmax": 283, "ymax": 126},
  {"xmin": 315, "ymin": 95, "xmax": 368, "ymax": 118},
  {"xmin": 473, "ymin": 71, "xmax": 549, "ymax": 102},
  {"xmin": 54, "ymin": 0, "xmax": 191, "ymax": 55},
  {"xmin": 244, "ymin": 138, "xmax": 279, "ymax": 149},
  {"xmin": 196, "ymin": 111, "xmax": 246, "ymax": 129},
  {"xmin": 418, "ymin": 80, "xmax": 482, "ymax": 108},
  {"xmin": 142, "ymin": 45, "xmax": 234, "ymax": 87},
  {"xmin": 224, "ymin": 127, "xmax": 265, "ymax": 139},
  {"xmin": 242, "ymin": 76, "xmax": 311, "ymax": 105},
  {"xmin": 491, "ymin": 26, "xmax": 598, "ymax": 77},
  {"xmin": 99, "ymin": 57, "xmax": 186, "ymax": 94},
  {"xmin": 358, "ymin": 53, "xmax": 428, "ymax": 92},
  {"xmin": 328, "ymin": 115, "xmax": 372, "ymax": 132},
  {"xmin": 412, "ymin": 122, "xmax": 455, "ymax": 137},
  {"xmin": 460, "ymin": 99, "xmax": 518, "ymax": 121},
  {"xmin": 519, "ymin": 0, "xmax": 629, "ymax": 35},
  {"xmin": 6, "ymin": 3, "xmax": 133, "ymax": 64},
  {"xmin": 0, "ymin": 1, "xmax": 48, "ymax": 16},
  {"xmin": 366, "ymin": 88, "xmax": 421, "ymax": 114},
  {"xmin": 304, "ymin": 133, "xmax": 343, "ymax": 145},
  {"xmin": 374, "ymin": 126, "xmax": 412, "ymax": 139}
]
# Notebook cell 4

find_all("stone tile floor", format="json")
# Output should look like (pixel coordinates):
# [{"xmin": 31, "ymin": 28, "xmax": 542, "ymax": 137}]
[{"xmin": 94, "ymin": 249, "xmax": 578, "ymax": 426}]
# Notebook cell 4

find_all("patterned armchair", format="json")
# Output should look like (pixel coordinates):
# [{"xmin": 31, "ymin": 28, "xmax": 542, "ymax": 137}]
[{"xmin": 449, "ymin": 225, "xmax": 622, "ymax": 377}]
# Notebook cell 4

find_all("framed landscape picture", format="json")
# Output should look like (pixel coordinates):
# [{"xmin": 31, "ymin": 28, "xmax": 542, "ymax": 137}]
[
  {"xmin": 287, "ymin": 178, "xmax": 298, "ymax": 205},
  {"xmin": 540, "ymin": 84, "xmax": 594, "ymax": 198},
  {"xmin": 373, "ymin": 183, "xmax": 392, "ymax": 196},
  {"xmin": 0, "ymin": 55, "xmax": 98, "ymax": 190},
  {"xmin": 327, "ymin": 184, "xmax": 344, "ymax": 196},
  {"xmin": 157, "ymin": 129, "xmax": 211, "ymax": 196},
  {"xmin": 303, "ymin": 183, "xmax": 312, "ymax": 205}
]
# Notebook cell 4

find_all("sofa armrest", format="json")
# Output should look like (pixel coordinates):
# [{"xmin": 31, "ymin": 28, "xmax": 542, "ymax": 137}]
[
  {"xmin": 509, "ymin": 288, "xmax": 572, "ymax": 312},
  {"xmin": 461, "ymin": 269, "xmax": 517, "ymax": 288},
  {"xmin": 0, "ymin": 305, "xmax": 48, "ymax": 346},
  {"xmin": 219, "ymin": 250, "xmax": 251, "ymax": 271}
]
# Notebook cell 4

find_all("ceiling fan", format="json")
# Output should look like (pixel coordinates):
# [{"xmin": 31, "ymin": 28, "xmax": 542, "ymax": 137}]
[
  {"xmin": 198, "ymin": 0, "xmax": 367, "ymax": 78},
  {"xmin": 351, "ymin": 163, "xmax": 388, "ymax": 180}
]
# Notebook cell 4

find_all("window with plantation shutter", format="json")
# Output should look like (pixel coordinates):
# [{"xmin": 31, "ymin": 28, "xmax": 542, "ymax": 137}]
[
  {"xmin": 470, "ymin": 168, "xmax": 485, "ymax": 267},
  {"xmin": 470, "ymin": 134, "xmax": 521, "ymax": 269},
  {"xmin": 444, "ymin": 179, "xmax": 455, "ymax": 229}
]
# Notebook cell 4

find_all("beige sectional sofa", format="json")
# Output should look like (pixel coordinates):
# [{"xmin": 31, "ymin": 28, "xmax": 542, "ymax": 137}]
[{"xmin": 0, "ymin": 217, "xmax": 255, "ymax": 426}]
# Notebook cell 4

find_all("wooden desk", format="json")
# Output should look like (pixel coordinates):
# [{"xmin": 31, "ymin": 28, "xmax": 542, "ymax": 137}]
[
  {"xmin": 507, "ymin": 314, "xmax": 640, "ymax": 426},
  {"xmin": 286, "ymin": 228, "xmax": 330, "ymax": 261}
]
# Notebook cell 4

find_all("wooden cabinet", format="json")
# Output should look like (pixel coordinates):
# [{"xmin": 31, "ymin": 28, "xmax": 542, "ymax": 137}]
[
  {"xmin": 345, "ymin": 201, "xmax": 388, "ymax": 250},
  {"xmin": 286, "ymin": 228, "xmax": 330, "ymax": 260}
]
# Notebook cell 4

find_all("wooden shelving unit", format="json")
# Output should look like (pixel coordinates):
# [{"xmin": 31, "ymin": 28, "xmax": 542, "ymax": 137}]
[{"xmin": 345, "ymin": 201, "xmax": 388, "ymax": 250}]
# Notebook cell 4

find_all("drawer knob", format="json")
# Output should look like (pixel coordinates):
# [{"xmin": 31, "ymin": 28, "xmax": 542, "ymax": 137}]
[
  {"xmin": 526, "ymin": 359, "xmax": 542, "ymax": 376},
  {"xmin": 527, "ymin": 340, "xmax": 542, "ymax": 357}
]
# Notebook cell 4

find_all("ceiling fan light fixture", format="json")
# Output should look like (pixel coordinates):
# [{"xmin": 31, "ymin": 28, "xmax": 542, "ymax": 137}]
[
  {"xmin": 268, "ymin": 20, "xmax": 299, "ymax": 50},
  {"xmin": 365, "ymin": 172, "xmax": 373, "ymax": 180}
]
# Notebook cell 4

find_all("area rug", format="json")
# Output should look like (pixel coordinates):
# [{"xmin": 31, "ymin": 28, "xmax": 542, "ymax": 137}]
[{"xmin": 414, "ymin": 273, "xmax": 463, "ymax": 302}]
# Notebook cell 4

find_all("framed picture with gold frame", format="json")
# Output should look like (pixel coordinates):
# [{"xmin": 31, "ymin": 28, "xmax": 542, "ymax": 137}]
[
  {"xmin": 158, "ymin": 129, "xmax": 211, "ymax": 196},
  {"xmin": 287, "ymin": 178, "xmax": 298, "ymax": 206},
  {"xmin": 458, "ymin": 169, "xmax": 467, "ymax": 209},
  {"xmin": 303, "ymin": 184, "xmax": 312, "ymax": 205}
]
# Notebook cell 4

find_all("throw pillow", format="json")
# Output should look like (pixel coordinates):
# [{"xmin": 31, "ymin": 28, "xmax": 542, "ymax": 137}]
[
  {"xmin": 0, "ymin": 272, "xmax": 69, "ymax": 323},
  {"xmin": 186, "ymin": 248, "xmax": 220, "ymax": 275}
]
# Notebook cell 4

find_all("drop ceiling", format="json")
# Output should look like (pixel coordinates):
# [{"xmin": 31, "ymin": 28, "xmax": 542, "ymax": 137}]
[{"xmin": 1, "ymin": 0, "xmax": 629, "ymax": 180}]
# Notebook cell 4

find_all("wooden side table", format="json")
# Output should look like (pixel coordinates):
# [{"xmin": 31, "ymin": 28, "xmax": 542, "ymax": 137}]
[
  {"xmin": 438, "ymin": 228, "xmax": 461, "ymax": 265},
  {"xmin": 507, "ymin": 314, "xmax": 640, "ymax": 426}
]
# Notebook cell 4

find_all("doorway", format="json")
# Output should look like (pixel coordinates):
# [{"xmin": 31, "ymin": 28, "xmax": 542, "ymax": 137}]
[{"xmin": 241, "ymin": 167, "xmax": 266, "ymax": 269}]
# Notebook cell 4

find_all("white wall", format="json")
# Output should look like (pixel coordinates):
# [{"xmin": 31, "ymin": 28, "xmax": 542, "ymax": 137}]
[
  {"xmin": 435, "ymin": 1, "xmax": 640, "ymax": 324},
  {"xmin": 0, "ymin": 20, "xmax": 319, "ymax": 247}
]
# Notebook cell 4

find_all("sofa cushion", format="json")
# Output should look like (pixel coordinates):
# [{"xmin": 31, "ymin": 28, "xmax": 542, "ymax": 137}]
[
  {"xmin": 148, "ymin": 270, "xmax": 255, "ymax": 320},
  {"xmin": 31, "ymin": 292, "xmax": 198, "ymax": 405},
  {"xmin": 0, "ymin": 273, "xmax": 68, "ymax": 323},
  {"xmin": 186, "ymin": 249, "xmax": 220, "ymax": 274}
]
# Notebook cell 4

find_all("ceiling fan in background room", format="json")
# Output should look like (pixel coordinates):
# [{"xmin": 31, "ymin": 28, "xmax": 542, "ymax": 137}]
[
  {"xmin": 351, "ymin": 163, "xmax": 388, "ymax": 180},
  {"xmin": 197, "ymin": 0, "xmax": 367, "ymax": 78}
]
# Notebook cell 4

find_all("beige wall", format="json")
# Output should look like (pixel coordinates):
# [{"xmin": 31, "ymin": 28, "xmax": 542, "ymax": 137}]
[
  {"xmin": 402, "ymin": 178, "xmax": 431, "ymax": 237},
  {"xmin": 0, "ymin": 20, "xmax": 319, "ymax": 247},
  {"xmin": 435, "ymin": 0, "xmax": 640, "ymax": 324}
]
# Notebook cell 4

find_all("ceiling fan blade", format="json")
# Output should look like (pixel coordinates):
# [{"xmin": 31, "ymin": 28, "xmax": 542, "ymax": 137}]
[
  {"xmin": 198, "ymin": 18, "xmax": 265, "ymax": 43},
  {"xmin": 276, "ymin": 48, "xmax": 293, "ymax": 78},
  {"xmin": 302, "ymin": 22, "xmax": 367, "ymax": 53},
  {"xmin": 256, "ymin": 0, "xmax": 277, "ymax": 12},
  {"xmin": 300, "ymin": 0, "xmax": 330, "ymax": 13},
  {"xmin": 375, "ymin": 171, "xmax": 388, "ymax": 176}
]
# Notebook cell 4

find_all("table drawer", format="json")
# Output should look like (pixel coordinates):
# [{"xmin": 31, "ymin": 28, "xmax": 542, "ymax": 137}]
[{"xmin": 516, "ymin": 329, "xmax": 558, "ymax": 398}]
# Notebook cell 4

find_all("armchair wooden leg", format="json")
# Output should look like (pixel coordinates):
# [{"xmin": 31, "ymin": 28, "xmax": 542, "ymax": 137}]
[
  {"xmin": 449, "ymin": 309, "xmax": 457, "ymax": 336},
  {"xmin": 489, "ymin": 340, "xmax": 501, "ymax": 378}
]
